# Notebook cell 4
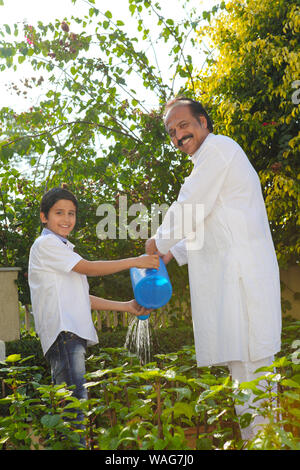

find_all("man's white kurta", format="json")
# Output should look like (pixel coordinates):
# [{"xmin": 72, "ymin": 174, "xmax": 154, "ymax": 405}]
[{"xmin": 154, "ymin": 133, "xmax": 281, "ymax": 367}]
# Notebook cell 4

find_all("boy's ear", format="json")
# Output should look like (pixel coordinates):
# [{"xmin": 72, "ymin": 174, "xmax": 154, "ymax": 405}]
[{"xmin": 40, "ymin": 212, "xmax": 47, "ymax": 224}]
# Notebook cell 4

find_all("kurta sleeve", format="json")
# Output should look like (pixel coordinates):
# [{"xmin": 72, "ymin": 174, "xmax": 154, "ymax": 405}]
[
  {"xmin": 154, "ymin": 141, "xmax": 232, "ymax": 254},
  {"xmin": 170, "ymin": 239, "xmax": 188, "ymax": 266}
]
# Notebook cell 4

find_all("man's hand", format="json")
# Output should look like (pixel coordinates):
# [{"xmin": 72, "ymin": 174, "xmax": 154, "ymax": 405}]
[
  {"xmin": 161, "ymin": 251, "xmax": 174, "ymax": 265},
  {"xmin": 145, "ymin": 238, "xmax": 159, "ymax": 255},
  {"xmin": 146, "ymin": 238, "xmax": 167, "ymax": 263}
]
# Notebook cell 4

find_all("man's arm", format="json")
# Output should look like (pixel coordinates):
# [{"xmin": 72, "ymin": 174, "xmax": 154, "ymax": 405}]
[
  {"xmin": 162, "ymin": 250, "xmax": 174, "ymax": 265},
  {"xmin": 72, "ymin": 254, "xmax": 159, "ymax": 276},
  {"xmin": 145, "ymin": 238, "xmax": 158, "ymax": 255},
  {"xmin": 146, "ymin": 143, "xmax": 230, "ymax": 255},
  {"xmin": 145, "ymin": 239, "xmax": 174, "ymax": 265}
]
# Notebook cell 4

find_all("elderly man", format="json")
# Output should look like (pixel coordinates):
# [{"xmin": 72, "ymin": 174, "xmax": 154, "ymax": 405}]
[{"xmin": 146, "ymin": 97, "xmax": 281, "ymax": 441}]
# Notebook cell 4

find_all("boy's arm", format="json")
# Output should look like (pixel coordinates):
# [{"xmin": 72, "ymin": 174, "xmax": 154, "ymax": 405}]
[
  {"xmin": 72, "ymin": 254, "xmax": 159, "ymax": 276},
  {"xmin": 90, "ymin": 295, "xmax": 151, "ymax": 317}
]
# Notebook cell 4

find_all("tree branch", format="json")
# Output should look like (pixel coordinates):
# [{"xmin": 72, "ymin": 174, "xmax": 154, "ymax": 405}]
[{"xmin": 0, "ymin": 119, "xmax": 143, "ymax": 149}]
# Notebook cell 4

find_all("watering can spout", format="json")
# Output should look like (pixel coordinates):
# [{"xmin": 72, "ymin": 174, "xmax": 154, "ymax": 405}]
[{"xmin": 137, "ymin": 314, "xmax": 150, "ymax": 321}]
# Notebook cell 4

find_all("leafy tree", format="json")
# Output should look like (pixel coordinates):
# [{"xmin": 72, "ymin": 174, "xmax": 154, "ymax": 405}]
[
  {"xmin": 1, "ymin": 0, "xmax": 297, "ymax": 318},
  {"xmin": 0, "ymin": 0, "xmax": 219, "ymax": 313},
  {"xmin": 193, "ymin": 0, "xmax": 300, "ymax": 268}
]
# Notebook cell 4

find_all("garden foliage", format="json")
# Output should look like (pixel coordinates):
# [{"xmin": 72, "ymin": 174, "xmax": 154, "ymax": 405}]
[
  {"xmin": 0, "ymin": 318, "xmax": 299, "ymax": 450},
  {"xmin": 193, "ymin": 0, "xmax": 300, "ymax": 267}
]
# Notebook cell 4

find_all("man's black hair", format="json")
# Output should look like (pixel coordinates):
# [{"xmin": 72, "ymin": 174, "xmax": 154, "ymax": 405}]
[
  {"xmin": 40, "ymin": 187, "xmax": 78, "ymax": 219},
  {"xmin": 164, "ymin": 96, "xmax": 214, "ymax": 132}
]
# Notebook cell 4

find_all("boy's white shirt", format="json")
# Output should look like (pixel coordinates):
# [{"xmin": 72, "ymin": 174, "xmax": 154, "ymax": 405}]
[{"xmin": 28, "ymin": 229, "xmax": 98, "ymax": 355}]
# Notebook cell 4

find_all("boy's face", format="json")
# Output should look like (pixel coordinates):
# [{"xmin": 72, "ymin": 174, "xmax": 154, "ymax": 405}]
[{"xmin": 40, "ymin": 199, "xmax": 76, "ymax": 238}]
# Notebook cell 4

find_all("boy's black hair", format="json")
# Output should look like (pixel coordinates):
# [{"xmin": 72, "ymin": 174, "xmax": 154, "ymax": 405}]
[
  {"xmin": 40, "ymin": 187, "xmax": 78, "ymax": 219},
  {"xmin": 164, "ymin": 96, "xmax": 214, "ymax": 132}
]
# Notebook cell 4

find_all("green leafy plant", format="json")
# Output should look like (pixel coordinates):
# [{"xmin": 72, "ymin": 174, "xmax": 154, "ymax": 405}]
[{"xmin": 2, "ymin": 318, "xmax": 299, "ymax": 450}]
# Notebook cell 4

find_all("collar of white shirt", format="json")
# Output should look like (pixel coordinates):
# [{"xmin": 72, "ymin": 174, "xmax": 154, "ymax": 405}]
[
  {"xmin": 191, "ymin": 133, "xmax": 214, "ymax": 165},
  {"xmin": 41, "ymin": 228, "xmax": 73, "ymax": 247}
]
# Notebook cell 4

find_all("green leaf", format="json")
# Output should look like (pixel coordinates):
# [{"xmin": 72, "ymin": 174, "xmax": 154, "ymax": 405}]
[
  {"xmin": 281, "ymin": 376, "xmax": 300, "ymax": 388},
  {"xmin": 15, "ymin": 429, "xmax": 29, "ymax": 440},
  {"xmin": 41, "ymin": 414, "xmax": 61, "ymax": 428},
  {"xmin": 197, "ymin": 437, "xmax": 213, "ymax": 450},
  {"xmin": 172, "ymin": 402, "xmax": 195, "ymax": 420},
  {"xmin": 239, "ymin": 412, "xmax": 253, "ymax": 429},
  {"xmin": 18, "ymin": 55, "xmax": 26, "ymax": 64},
  {"xmin": 5, "ymin": 354, "xmax": 21, "ymax": 363},
  {"xmin": 272, "ymin": 356, "xmax": 290, "ymax": 368},
  {"xmin": 175, "ymin": 386, "xmax": 192, "ymax": 401},
  {"xmin": 154, "ymin": 438, "xmax": 167, "ymax": 450},
  {"xmin": 0, "ymin": 398, "xmax": 12, "ymax": 404},
  {"xmin": 276, "ymin": 428, "xmax": 300, "ymax": 450}
]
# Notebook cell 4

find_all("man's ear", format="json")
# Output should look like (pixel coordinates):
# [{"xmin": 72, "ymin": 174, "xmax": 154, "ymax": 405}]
[{"xmin": 198, "ymin": 116, "xmax": 208, "ymax": 129}]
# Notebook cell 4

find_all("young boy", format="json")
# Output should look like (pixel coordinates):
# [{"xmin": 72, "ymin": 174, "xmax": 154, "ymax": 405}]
[{"xmin": 28, "ymin": 187, "xmax": 159, "ymax": 412}]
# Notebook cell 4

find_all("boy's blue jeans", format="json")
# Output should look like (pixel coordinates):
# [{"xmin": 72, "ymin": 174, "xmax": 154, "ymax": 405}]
[{"xmin": 45, "ymin": 331, "xmax": 87, "ymax": 431}]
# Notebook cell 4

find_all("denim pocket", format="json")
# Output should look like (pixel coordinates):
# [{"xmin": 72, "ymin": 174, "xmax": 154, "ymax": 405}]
[{"xmin": 61, "ymin": 331, "xmax": 86, "ymax": 348}]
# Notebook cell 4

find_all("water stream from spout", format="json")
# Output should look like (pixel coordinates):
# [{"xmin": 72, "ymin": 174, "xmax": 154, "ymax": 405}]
[{"xmin": 124, "ymin": 316, "xmax": 152, "ymax": 365}]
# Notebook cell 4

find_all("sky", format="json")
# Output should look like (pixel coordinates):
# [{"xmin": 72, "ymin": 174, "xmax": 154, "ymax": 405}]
[
  {"xmin": 0, "ymin": 0, "xmax": 217, "ymax": 111},
  {"xmin": 0, "ymin": 0, "xmax": 207, "ymax": 23}
]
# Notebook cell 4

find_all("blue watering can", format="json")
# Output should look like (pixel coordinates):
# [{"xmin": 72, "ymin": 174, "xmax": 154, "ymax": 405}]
[{"xmin": 130, "ymin": 257, "xmax": 172, "ymax": 320}]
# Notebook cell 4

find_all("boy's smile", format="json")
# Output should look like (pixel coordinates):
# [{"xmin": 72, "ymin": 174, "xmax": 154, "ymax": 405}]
[{"xmin": 40, "ymin": 199, "xmax": 76, "ymax": 238}]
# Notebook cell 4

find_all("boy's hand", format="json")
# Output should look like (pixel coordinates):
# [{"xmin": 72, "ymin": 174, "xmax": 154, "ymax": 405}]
[
  {"xmin": 135, "ymin": 254, "xmax": 159, "ymax": 270},
  {"xmin": 126, "ymin": 299, "xmax": 152, "ymax": 317}
]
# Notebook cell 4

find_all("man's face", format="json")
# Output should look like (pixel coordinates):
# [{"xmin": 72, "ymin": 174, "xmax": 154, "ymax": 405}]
[{"xmin": 165, "ymin": 104, "xmax": 209, "ymax": 156}]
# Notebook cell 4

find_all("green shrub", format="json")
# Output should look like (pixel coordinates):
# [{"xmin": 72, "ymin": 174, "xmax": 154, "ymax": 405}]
[{"xmin": 1, "ymin": 317, "xmax": 299, "ymax": 450}]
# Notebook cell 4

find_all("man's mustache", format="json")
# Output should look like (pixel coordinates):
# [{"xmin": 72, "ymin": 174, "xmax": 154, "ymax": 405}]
[{"xmin": 178, "ymin": 134, "xmax": 193, "ymax": 147}]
